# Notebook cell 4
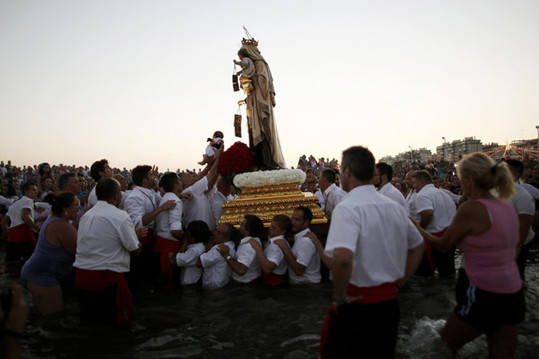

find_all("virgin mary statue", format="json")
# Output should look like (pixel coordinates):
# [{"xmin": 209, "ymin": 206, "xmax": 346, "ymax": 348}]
[{"xmin": 236, "ymin": 37, "xmax": 286, "ymax": 169}]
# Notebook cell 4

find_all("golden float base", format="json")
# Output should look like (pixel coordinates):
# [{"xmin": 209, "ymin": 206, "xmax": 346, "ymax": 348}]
[{"xmin": 219, "ymin": 182, "xmax": 327, "ymax": 227}]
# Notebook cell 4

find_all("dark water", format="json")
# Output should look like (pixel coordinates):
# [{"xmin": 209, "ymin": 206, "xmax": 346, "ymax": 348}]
[{"xmin": 2, "ymin": 244, "xmax": 538, "ymax": 359}]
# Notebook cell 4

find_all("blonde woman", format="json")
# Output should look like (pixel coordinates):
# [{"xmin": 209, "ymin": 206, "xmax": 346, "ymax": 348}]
[{"xmin": 415, "ymin": 153, "xmax": 525, "ymax": 358}]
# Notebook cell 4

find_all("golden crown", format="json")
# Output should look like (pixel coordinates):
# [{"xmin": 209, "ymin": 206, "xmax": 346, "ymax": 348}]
[{"xmin": 241, "ymin": 37, "xmax": 258, "ymax": 47}]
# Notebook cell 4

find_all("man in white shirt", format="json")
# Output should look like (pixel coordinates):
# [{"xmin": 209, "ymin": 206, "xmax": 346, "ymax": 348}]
[
  {"xmin": 209, "ymin": 176, "xmax": 231, "ymax": 225},
  {"xmin": 218, "ymin": 214, "xmax": 263, "ymax": 284},
  {"xmin": 374, "ymin": 162, "xmax": 409, "ymax": 214},
  {"xmin": 154, "ymin": 172, "xmax": 184, "ymax": 286},
  {"xmin": 182, "ymin": 147, "xmax": 222, "ymax": 230},
  {"xmin": 319, "ymin": 169, "xmax": 346, "ymax": 220},
  {"xmin": 506, "ymin": 159, "xmax": 536, "ymax": 280},
  {"xmin": 172, "ymin": 221, "xmax": 210, "ymax": 285},
  {"xmin": 322, "ymin": 146, "xmax": 424, "ymax": 358},
  {"xmin": 275, "ymin": 207, "xmax": 321, "ymax": 284},
  {"xmin": 87, "ymin": 159, "xmax": 112, "ymax": 209},
  {"xmin": 199, "ymin": 223, "xmax": 237, "ymax": 289},
  {"xmin": 6, "ymin": 182, "xmax": 39, "ymax": 261},
  {"xmin": 248, "ymin": 214, "xmax": 292, "ymax": 286},
  {"xmin": 404, "ymin": 171, "xmax": 420, "ymax": 222},
  {"xmin": 124, "ymin": 165, "xmax": 175, "ymax": 283},
  {"xmin": 412, "ymin": 170, "xmax": 457, "ymax": 278},
  {"xmin": 74, "ymin": 178, "xmax": 142, "ymax": 326}
]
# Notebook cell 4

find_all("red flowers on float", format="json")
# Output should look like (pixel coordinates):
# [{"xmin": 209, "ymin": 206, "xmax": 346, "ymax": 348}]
[{"xmin": 218, "ymin": 142, "xmax": 255, "ymax": 177}]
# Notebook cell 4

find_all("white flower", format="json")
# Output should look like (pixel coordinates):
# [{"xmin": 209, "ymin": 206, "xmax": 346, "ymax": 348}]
[{"xmin": 233, "ymin": 169, "xmax": 306, "ymax": 188}]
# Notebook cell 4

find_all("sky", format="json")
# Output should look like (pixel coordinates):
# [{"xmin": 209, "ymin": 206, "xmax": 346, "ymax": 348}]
[{"xmin": 1, "ymin": 0, "xmax": 538, "ymax": 171}]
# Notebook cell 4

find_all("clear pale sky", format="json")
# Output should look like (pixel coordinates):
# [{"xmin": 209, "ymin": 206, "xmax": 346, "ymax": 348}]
[{"xmin": 1, "ymin": 1, "xmax": 538, "ymax": 171}]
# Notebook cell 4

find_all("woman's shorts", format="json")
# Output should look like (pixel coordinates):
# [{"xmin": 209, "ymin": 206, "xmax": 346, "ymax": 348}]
[{"xmin": 454, "ymin": 268, "xmax": 525, "ymax": 334}]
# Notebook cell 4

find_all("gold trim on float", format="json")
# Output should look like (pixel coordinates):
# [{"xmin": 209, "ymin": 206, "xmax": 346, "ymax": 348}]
[{"xmin": 219, "ymin": 182, "xmax": 327, "ymax": 227}]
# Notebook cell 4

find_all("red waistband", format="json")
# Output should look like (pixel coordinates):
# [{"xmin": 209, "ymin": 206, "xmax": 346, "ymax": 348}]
[
  {"xmin": 8, "ymin": 224, "xmax": 36, "ymax": 244},
  {"xmin": 262, "ymin": 273, "xmax": 285, "ymax": 287},
  {"xmin": 432, "ymin": 228, "xmax": 447, "ymax": 237},
  {"xmin": 75, "ymin": 268, "xmax": 133, "ymax": 326},
  {"xmin": 346, "ymin": 282, "xmax": 398, "ymax": 304},
  {"xmin": 140, "ymin": 228, "xmax": 154, "ymax": 246},
  {"xmin": 153, "ymin": 236, "xmax": 181, "ymax": 253}
]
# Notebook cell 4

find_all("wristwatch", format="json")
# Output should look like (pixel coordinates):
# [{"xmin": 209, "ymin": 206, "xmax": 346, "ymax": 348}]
[{"xmin": 225, "ymin": 255, "xmax": 232, "ymax": 261}]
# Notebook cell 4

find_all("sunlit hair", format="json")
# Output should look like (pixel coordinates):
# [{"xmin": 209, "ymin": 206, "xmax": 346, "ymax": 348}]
[{"xmin": 456, "ymin": 152, "xmax": 514, "ymax": 200}]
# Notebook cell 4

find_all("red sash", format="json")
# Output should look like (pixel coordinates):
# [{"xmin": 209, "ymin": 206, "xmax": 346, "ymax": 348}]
[
  {"xmin": 153, "ymin": 236, "xmax": 181, "ymax": 286},
  {"xmin": 262, "ymin": 273, "xmax": 285, "ymax": 287},
  {"xmin": 8, "ymin": 224, "xmax": 36, "ymax": 245},
  {"xmin": 140, "ymin": 228, "xmax": 154, "ymax": 246},
  {"xmin": 75, "ymin": 268, "xmax": 134, "ymax": 326},
  {"xmin": 424, "ymin": 228, "xmax": 448, "ymax": 275},
  {"xmin": 320, "ymin": 282, "xmax": 398, "ymax": 358}
]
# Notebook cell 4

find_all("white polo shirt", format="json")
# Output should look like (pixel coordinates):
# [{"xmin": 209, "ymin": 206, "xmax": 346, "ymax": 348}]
[
  {"xmin": 200, "ymin": 240, "xmax": 236, "ymax": 289},
  {"xmin": 289, "ymin": 228, "xmax": 321, "ymax": 284},
  {"xmin": 414, "ymin": 184, "xmax": 456, "ymax": 233},
  {"xmin": 512, "ymin": 183, "xmax": 536, "ymax": 245},
  {"xmin": 74, "ymin": 201, "xmax": 139, "ymax": 273},
  {"xmin": 124, "ymin": 186, "xmax": 159, "ymax": 229},
  {"xmin": 155, "ymin": 192, "xmax": 183, "ymax": 240},
  {"xmin": 176, "ymin": 242, "xmax": 205, "ymax": 285},
  {"xmin": 325, "ymin": 185, "xmax": 423, "ymax": 287},
  {"xmin": 378, "ymin": 182, "xmax": 409, "ymax": 214},
  {"xmin": 182, "ymin": 176, "xmax": 215, "ymax": 230},
  {"xmin": 407, "ymin": 190, "xmax": 422, "ymax": 223},
  {"xmin": 324, "ymin": 183, "xmax": 346, "ymax": 219},
  {"xmin": 232, "ymin": 236, "xmax": 262, "ymax": 283},
  {"xmin": 7, "ymin": 196, "xmax": 34, "ymax": 228},
  {"xmin": 265, "ymin": 235, "xmax": 288, "ymax": 275}
]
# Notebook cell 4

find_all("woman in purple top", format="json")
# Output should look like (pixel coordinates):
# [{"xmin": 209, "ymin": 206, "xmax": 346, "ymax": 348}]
[
  {"xmin": 21, "ymin": 192, "xmax": 79, "ymax": 315},
  {"xmin": 415, "ymin": 153, "xmax": 524, "ymax": 358}
]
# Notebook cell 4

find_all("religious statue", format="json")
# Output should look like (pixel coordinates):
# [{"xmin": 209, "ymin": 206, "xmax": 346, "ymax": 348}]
[{"xmin": 234, "ymin": 36, "xmax": 286, "ymax": 170}]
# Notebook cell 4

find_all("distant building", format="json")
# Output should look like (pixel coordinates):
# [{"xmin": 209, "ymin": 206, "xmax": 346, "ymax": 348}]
[{"xmin": 436, "ymin": 137, "xmax": 482, "ymax": 160}]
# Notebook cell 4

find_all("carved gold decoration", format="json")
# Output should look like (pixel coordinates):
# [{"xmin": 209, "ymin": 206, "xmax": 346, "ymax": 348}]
[{"xmin": 219, "ymin": 183, "xmax": 327, "ymax": 227}]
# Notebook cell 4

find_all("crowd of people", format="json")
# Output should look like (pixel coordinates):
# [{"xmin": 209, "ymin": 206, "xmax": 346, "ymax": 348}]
[{"xmin": 0, "ymin": 145, "xmax": 538, "ymax": 358}]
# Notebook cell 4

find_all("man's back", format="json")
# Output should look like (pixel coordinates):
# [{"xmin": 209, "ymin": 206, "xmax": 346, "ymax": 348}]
[
  {"xmin": 325, "ymin": 185, "xmax": 423, "ymax": 287},
  {"xmin": 74, "ymin": 201, "xmax": 139, "ymax": 273},
  {"xmin": 415, "ymin": 184, "xmax": 456, "ymax": 233}
]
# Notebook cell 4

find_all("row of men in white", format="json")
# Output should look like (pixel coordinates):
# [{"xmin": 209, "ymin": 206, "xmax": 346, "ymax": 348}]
[{"xmin": 74, "ymin": 172, "xmax": 322, "ymax": 290}]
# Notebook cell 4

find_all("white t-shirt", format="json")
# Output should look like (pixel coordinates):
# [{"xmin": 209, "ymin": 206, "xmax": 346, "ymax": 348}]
[
  {"xmin": 264, "ymin": 235, "xmax": 288, "ymax": 275},
  {"xmin": 200, "ymin": 240, "xmax": 236, "ymax": 289},
  {"xmin": 87, "ymin": 186, "xmax": 97, "ymax": 208},
  {"xmin": 124, "ymin": 186, "xmax": 159, "ymax": 229},
  {"xmin": 155, "ymin": 192, "xmax": 183, "ymax": 240},
  {"xmin": 182, "ymin": 176, "xmax": 215, "ymax": 230},
  {"xmin": 324, "ymin": 183, "xmax": 346, "ymax": 219},
  {"xmin": 289, "ymin": 228, "xmax": 321, "ymax": 284},
  {"xmin": 74, "ymin": 201, "xmax": 139, "ymax": 273},
  {"xmin": 325, "ymin": 185, "xmax": 423, "ymax": 287},
  {"xmin": 7, "ymin": 196, "xmax": 34, "ymax": 228},
  {"xmin": 232, "ymin": 236, "xmax": 262, "ymax": 283},
  {"xmin": 209, "ymin": 190, "xmax": 227, "ymax": 225},
  {"xmin": 519, "ymin": 181, "xmax": 539, "ymax": 200},
  {"xmin": 314, "ymin": 190, "xmax": 325, "ymax": 211},
  {"xmin": 414, "ymin": 184, "xmax": 456, "ymax": 233},
  {"xmin": 379, "ymin": 182, "xmax": 409, "ymax": 214},
  {"xmin": 175, "ymin": 242, "xmax": 205, "ymax": 285},
  {"xmin": 512, "ymin": 183, "xmax": 536, "ymax": 245}
]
